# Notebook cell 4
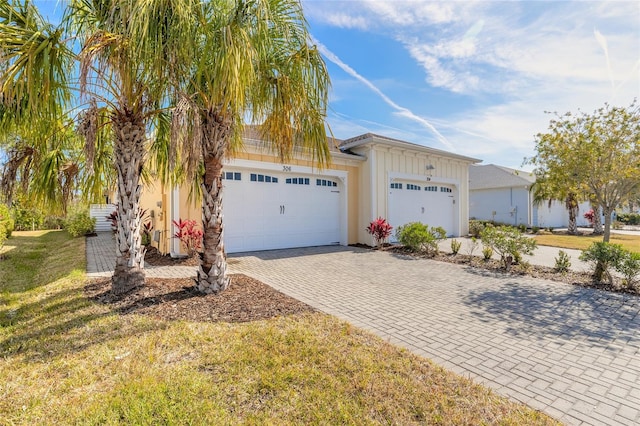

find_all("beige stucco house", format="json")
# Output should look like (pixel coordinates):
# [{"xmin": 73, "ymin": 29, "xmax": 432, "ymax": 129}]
[{"xmin": 138, "ymin": 131, "xmax": 479, "ymax": 256}]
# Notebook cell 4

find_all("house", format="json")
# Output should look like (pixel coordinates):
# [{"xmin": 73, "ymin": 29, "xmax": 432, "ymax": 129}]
[
  {"xmin": 138, "ymin": 131, "xmax": 480, "ymax": 256},
  {"xmin": 469, "ymin": 164, "xmax": 591, "ymax": 228}
]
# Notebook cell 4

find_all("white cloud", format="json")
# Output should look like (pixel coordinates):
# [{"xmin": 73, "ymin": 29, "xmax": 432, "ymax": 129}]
[{"xmin": 314, "ymin": 38, "xmax": 455, "ymax": 151}]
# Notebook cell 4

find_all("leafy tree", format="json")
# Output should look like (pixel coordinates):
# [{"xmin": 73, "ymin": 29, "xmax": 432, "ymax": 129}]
[
  {"xmin": 527, "ymin": 102, "xmax": 640, "ymax": 242},
  {"xmin": 167, "ymin": 0, "xmax": 330, "ymax": 294}
]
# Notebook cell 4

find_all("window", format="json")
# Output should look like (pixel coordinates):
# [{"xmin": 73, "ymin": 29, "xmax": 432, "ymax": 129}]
[
  {"xmin": 250, "ymin": 173, "xmax": 277, "ymax": 183},
  {"xmin": 316, "ymin": 179, "xmax": 338, "ymax": 187},
  {"xmin": 285, "ymin": 177, "xmax": 309, "ymax": 185},
  {"xmin": 407, "ymin": 184, "xmax": 421, "ymax": 191},
  {"xmin": 425, "ymin": 185, "xmax": 437, "ymax": 192},
  {"xmin": 441, "ymin": 187, "xmax": 452, "ymax": 193},
  {"xmin": 223, "ymin": 171, "xmax": 241, "ymax": 181},
  {"xmin": 390, "ymin": 182, "xmax": 402, "ymax": 189}
]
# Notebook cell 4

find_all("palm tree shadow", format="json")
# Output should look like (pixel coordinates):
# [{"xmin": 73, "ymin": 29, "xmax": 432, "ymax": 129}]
[{"xmin": 463, "ymin": 279, "xmax": 640, "ymax": 351}]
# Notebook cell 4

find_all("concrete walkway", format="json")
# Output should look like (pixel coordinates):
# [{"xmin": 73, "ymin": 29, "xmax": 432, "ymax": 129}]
[{"xmin": 86, "ymin": 233, "xmax": 640, "ymax": 425}]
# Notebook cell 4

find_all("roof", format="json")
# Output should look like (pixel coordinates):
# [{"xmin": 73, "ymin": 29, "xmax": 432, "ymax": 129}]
[
  {"xmin": 339, "ymin": 133, "xmax": 481, "ymax": 163},
  {"xmin": 469, "ymin": 164, "xmax": 535, "ymax": 190}
]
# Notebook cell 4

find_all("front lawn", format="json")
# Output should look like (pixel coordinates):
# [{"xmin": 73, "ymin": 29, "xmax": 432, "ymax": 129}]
[
  {"xmin": 0, "ymin": 231, "xmax": 557, "ymax": 425},
  {"xmin": 533, "ymin": 232, "xmax": 640, "ymax": 253}
]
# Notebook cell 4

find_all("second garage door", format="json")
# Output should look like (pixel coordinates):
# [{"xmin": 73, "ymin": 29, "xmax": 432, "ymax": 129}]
[
  {"xmin": 388, "ymin": 181, "xmax": 457, "ymax": 237},
  {"xmin": 222, "ymin": 169, "xmax": 342, "ymax": 253}
]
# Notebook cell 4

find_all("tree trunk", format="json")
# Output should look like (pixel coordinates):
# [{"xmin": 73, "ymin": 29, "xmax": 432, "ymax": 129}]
[
  {"xmin": 592, "ymin": 203, "xmax": 603, "ymax": 235},
  {"xmin": 566, "ymin": 194, "xmax": 579, "ymax": 235},
  {"xmin": 602, "ymin": 206, "xmax": 613, "ymax": 243},
  {"xmin": 196, "ymin": 109, "xmax": 231, "ymax": 294},
  {"xmin": 111, "ymin": 109, "xmax": 147, "ymax": 295}
]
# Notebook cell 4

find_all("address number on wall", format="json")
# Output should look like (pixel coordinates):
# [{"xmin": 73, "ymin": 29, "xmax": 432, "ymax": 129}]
[{"xmin": 282, "ymin": 165, "xmax": 292, "ymax": 172}]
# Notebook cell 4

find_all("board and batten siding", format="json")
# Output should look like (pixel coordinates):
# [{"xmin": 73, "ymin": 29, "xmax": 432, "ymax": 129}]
[{"xmin": 350, "ymin": 140, "xmax": 477, "ymax": 244}]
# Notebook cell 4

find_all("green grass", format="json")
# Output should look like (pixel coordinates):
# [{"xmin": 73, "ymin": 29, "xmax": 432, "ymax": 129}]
[
  {"xmin": 534, "ymin": 232, "xmax": 640, "ymax": 253},
  {"xmin": 0, "ymin": 231, "xmax": 558, "ymax": 425}
]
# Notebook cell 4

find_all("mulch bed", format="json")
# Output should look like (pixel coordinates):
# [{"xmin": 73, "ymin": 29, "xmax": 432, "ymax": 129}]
[
  {"xmin": 384, "ymin": 246, "xmax": 638, "ymax": 296},
  {"xmin": 85, "ymin": 274, "xmax": 315, "ymax": 323},
  {"xmin": 144, "ymin": 246, "xmax": 200, "ymax": 267}
]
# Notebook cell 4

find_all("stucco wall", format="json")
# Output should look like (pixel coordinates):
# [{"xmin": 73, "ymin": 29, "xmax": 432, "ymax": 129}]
[
  {"xmin": 534, "ymin": 200, "xmax": 592, "ymax": 228},
  {"xmin": 470, "ymin": 187, "xmax": 531, "ymax": 226}
]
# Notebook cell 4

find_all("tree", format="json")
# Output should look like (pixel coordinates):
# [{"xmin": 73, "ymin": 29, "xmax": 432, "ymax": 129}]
[
  {"xmin": 530, "ymin": 177, "xmax": 581, "ymax": 235},
  {"xmin": 527, "ymin": 102, "xmax": 640, "ymax": 242},
  {"xmin": 1, "ymin": 0, "xmax": 199, "ymax": 293},
  {"xmin": 168, "ymin": 0, "xmax": 330, "ymax": 294}
]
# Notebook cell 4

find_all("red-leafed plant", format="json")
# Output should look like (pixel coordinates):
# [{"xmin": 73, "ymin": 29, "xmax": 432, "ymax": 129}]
[
  {"xmin": 584, "ymin": 209, "xmax": 595, "ymax": 226},
  {"xmin": 173, "ymin": 218, "xmax": 203, "ymax": 257},
  {"xmin": 366, "ymin": 217, "xmax": 393, "ymax": 248}
]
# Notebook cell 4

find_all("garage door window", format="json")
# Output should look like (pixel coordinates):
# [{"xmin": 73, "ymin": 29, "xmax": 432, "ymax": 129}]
[
  {"xmin": 285, "ymin": 177, "xmax": 310, "ymax": 185},
  {"xmin": 250, "ymin": 173, "xmax": 278, "ymax": 183},
  {"xmin": 407, "ymin": 184, "xmax": 421, "ymax": 191},
  {"xmin": 390, "ymin": 183, "xmax": 402, "ymax": 189},
  {"xmin": 222, "ymin": 172, "xmax": 242, "ymax": 180},
  {"xmin": 425, "ymin": 185, "xmax": 437, "ymax": 192},
  {"xmin": 441, "ymin": 187, "xmax": 452, "ymax": 193},
  {"xmin": 316, "ymin": 179, "xmax": 338, "ymax": 187}
]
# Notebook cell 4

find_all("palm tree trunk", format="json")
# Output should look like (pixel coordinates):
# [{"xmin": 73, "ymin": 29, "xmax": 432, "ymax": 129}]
[
  {"xmin": 566, "ymin": 193, "xmax": 579, "ymax": 235},
  {"xmin": 111, "ymin": 109, "xmax": 147, "ymax": 294},
  {"xmin": 196, "ymin": 109, "xmax": 231, "ymax": 294}
]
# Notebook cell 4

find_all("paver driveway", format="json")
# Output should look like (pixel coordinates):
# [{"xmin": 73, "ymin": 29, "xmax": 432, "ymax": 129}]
[{"xmin": 229, "ymin": 246, "xmax": 640, "ymax": 426}]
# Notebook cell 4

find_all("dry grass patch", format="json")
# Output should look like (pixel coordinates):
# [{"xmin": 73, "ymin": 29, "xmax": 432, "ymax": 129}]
[
  {"xmin": 534, "ymin": 232, "xmax": 640, "ymax": 253},
  {"xmin": 0, "ymin": 231, "xmax": 558, "ymax": 425}
]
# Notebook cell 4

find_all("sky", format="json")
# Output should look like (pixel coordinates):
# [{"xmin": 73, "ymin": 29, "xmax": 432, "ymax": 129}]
[
  {"xmin": 34, "ymin": 0, "xmax": 640, "ymax": 170},
  {"xmin": 302, "ymin": 0, "xmax": 640, "ymax": 170}
]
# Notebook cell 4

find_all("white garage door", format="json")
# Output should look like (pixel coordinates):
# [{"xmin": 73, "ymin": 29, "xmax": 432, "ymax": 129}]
[
  {"xmin": 388, "ymin": 181, "xmax": 456, "ymax": 237},
  {"xmin": 222, "ymin": 169, "xmax": 342, "ymax": 253}
]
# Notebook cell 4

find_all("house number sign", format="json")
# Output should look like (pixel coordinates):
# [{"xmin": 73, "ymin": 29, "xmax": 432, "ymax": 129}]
[{"xmin": 282, "ymin": 165, "xmax": 292, "ymax": 172}]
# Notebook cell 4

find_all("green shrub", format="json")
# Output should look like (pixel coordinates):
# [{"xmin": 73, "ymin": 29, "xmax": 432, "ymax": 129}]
[
  {"xmin": 554, "ymin": 250, "xmax": 571, "ymax": 273},
  {"xmin": 0, "ymin": 204, "xmax": 14, "ymax": 238},
  {"xmin": 450, "ymin": 239, "xmax": 462, "ymax": 255},
  {"xmin": 12, "ymin": 206, "xmax": 44, "ymax": 231},
  {"xmin": 65, "ymin": 209, "xmax": 96, "ymax": 237},
  {"xmin": 613, "ymin": 221, "xmax": 624, "ymax": 230},
  {"xmin": 517, "ymin": 224, "xmax": 527, "ymax": 233},
  {"xmin": 0, "ymin": 222, "xmax": 6, "ymax": 254},
  {"xmin": 43, "ymin": 215, "xmax": 65, "ymax": 230},
  {"xmin": 480, "ymin": 225, "xmax": 537, "ymax": 269},
  {"xmin": 482, "ymin": 246, "xmax": 493, "ymax": 261},
  {"xmin": 469, "ymin": 220, "xmax": 485, "ymax": 238},
  {"xmin": 615, "ymin": 251, "xmax": 640, "ymax": 290},
  {"xmin": 617, "ymin": 213, "xmax": 640, "ymax": 225},
  {"xmin": 395, "ymin": 222, "xmax": 446, "ymax": 255},
  {"xmin": 579, "ymin": 242, "xmax": 625, "ymax": 284},
  {"xmin": 531, "ymin": 226, "xmax": 540, "ymax": 234}
]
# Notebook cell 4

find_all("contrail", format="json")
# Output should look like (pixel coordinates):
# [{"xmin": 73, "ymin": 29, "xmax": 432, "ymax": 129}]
[
  {"xmin": 313, "ymin": 38, "xmax": 455, "ymax": 151},
  {"xmin": 594, "ymin": 29, "xmax": 615, "ymax": 93}
]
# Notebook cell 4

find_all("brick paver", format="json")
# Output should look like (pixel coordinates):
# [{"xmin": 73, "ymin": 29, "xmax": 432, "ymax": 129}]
[
  {"xmin": 229, "ymin": 246, "xmax": 640, "ymax": 426},
  {"xmin": 86, "ymin": 233, "xmax": 640, "ymax": 425}
]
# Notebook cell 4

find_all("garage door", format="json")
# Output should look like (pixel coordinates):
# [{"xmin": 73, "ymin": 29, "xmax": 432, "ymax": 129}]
[
  {"xmin": 222, "ymin": 169, "xmax": 342, "ymax": 253},
  {"xmin": 388, "ymin": 181, "xmax": 456, "ymax": 238}
]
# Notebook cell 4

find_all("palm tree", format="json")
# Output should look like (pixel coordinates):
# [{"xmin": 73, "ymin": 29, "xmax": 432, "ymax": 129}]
[
  {"xmin": 1, "ymin": 0, "xmax": 199, "ymax": 294},
  {"xmin": 531, "ymin": 177, "xmax": 580, "ymax": 234},
  {"xmin": 169, "ymin": 0, "xmax": 331, "ymax": 293}
]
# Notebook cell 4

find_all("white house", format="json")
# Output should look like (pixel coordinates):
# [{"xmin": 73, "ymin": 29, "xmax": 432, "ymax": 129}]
[
  {"xmin": 138, "ymin": 131, "xmax": 480, "ymax": 256},
  {"xmin": 469, "ymin": 164, "xmax": 591, "ymax": 229}
]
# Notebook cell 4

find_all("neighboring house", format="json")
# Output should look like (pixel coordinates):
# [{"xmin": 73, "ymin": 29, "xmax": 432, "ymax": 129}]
[
  {"xmin": 138, "ymin": 131, "xmax": 479, "ymax": 256},
  {"xmin": 469, "ymin": 164, "xmax": 591, "ymax": 229}
]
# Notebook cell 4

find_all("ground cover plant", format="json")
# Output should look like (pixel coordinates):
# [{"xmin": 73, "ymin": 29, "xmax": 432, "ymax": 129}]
[{"xmin": 0, "ymin": 231, "xmax": 557, "ymax": 425}]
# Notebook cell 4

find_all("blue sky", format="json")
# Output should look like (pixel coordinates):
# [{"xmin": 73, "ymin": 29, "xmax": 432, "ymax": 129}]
[
  {"xmin": 35, "ymin": 1, "xmax": 640, "ymax": 170},
  {"xmin": 303, "ymin": 0, "xmax": 640, "ymax": 169}
]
